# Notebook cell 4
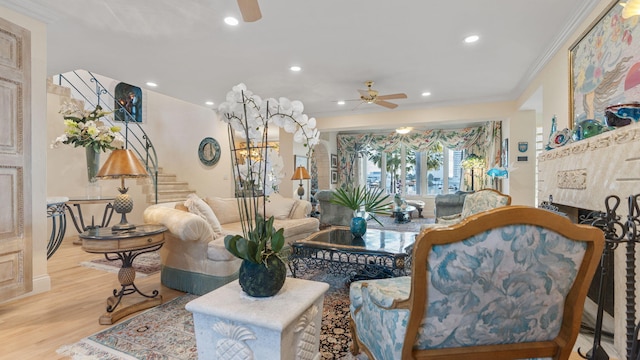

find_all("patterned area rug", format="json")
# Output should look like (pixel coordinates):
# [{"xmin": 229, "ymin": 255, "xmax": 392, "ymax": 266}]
[
  {"xmin": 57, "ymin": 268, "xmax": 357, "ymax": 359},
  {"xmin": 79, "ymin": 251, "xmax": 161, "ymax": 278}
]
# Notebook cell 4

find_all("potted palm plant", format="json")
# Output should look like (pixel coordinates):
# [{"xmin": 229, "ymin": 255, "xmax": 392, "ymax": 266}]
[{"xmin": 330, "ymin": 186, "xmax": 392, "ymax": 237}]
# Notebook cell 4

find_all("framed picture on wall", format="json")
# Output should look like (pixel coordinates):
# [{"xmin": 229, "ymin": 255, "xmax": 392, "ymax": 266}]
[
  {"xmin": 294, "ymin": 155, "xmax": 308, "ymax": 170},
  {"xmin": 114, "ymin": 82, "xmax": 143, "ymax": 123},
  {"xmin": 569, "ymin": 0, "xmax": 640, "ymax": 126},
  {"xmin": 331, "ymin": 154, "xmax": 338, "ymax": 168},
  {"xmin": 331, "ymin": 170, "xmax": 338, "ymax": 184}
]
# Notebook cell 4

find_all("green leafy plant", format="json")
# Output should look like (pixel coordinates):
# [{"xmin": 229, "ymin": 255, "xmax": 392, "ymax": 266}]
[
  {"xmin": 330, "ymin": 186, "xmax": 392, "ymax": 225},
  {"xmin": 224, "ymin": 214, "xmax": 289, "ymax": 265}
]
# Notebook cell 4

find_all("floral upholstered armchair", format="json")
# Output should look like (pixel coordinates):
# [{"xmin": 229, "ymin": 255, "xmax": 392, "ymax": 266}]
[
  {"xmin": 350, "ymin": 206, "xmax": 604, "ymax": 360},
  {"xmin": 422, "ymin": 188, "xmax": 511, "ymax": 232}
]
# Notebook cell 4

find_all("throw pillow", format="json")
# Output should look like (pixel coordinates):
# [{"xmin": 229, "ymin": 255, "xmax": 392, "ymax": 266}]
[
  {"xmin": 205, "ymin": 197, "xmax": 242, "ymax": 225},
  {"xmin": 265, "ymin": 193, "xmax": 296, "ymax": 220},
  {"xmin": 184, "ymin": 193, "xmax": 223, "ymax": 237}
]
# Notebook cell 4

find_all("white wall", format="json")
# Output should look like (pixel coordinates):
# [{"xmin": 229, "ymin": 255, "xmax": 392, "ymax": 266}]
[
  {"xmin": 1, "ymin": 6, "xmax": 50, "ymax": 297},
  {"xmin": 506, "ymin": 110, "xmax": 536, "ymax": 206}
]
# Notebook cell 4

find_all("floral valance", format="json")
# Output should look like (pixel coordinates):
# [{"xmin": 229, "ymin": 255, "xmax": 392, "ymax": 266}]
[{"xmin": 336, "ymin": 121, "xmax": 501, "ymax": 187}]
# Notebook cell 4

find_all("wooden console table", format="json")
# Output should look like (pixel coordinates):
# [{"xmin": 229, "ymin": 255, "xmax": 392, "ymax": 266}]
[{"xmin": 80, "ymin": 224, "xmax": 166, "ymax": 325}]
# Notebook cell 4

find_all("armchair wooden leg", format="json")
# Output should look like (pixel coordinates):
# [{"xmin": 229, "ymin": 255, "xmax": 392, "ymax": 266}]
[{"xmin": 349, "ymin": 315, "xmax": 360, "ymax": 355}]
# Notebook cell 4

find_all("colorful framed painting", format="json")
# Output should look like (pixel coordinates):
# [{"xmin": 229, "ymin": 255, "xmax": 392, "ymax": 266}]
[
  {"xmin": 114, "ymin": 82, "xmax": 143, "ymax": 123},
  {"xmin": 569, "ymin": 0, "xmax": 640, "ymax": 127}
]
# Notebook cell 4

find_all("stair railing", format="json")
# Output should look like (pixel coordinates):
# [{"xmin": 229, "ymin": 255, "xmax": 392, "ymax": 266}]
[{"xmin": 55, "ymin": 70, "xmax": 159, "ymax": 204}]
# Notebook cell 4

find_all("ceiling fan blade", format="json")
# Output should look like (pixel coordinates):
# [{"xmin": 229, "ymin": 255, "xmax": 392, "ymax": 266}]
[
  {"xmin": 237, "ymin": 0, "xmax": 262, "ymax": 22},
  {"xmin": 376, "ymin": 100, "xmax": 398, "ymax": 109},
  {"xmin": 377, "ymin": 93, "xmax": 407, "ymax": 101}
]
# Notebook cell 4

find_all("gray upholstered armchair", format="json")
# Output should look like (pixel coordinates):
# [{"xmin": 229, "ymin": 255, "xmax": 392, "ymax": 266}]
[
  {"xmin": 314, "ymin": 189, "xmax": 353, "ymax": 226},
  {"xmin": 349, "ymin": 206, "xmax": 604, "ymax": 360}
]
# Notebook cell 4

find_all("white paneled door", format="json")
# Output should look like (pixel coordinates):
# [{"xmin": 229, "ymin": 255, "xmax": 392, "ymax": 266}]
[{"xmin": 0, "ymin": 16, "xmax": 32, "ymax": 302}]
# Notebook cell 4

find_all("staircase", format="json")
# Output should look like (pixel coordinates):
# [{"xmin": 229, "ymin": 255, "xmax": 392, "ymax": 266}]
[
  {"xmin": 50, "ymin": 71, "xmax": 201, "ymax": 205},
  {"xmin": 142, "ymin": 168, "xmax": 195, "ymax": 204}
]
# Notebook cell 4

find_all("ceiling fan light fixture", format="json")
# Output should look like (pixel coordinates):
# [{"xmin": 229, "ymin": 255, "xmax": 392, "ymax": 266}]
[{"xmin": 396, "ymin": 127, "xmax": 412, "ymax": 134}]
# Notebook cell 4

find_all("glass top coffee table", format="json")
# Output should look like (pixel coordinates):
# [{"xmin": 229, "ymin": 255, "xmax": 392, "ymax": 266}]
[{"xmin": 290, "ymin": 226, "xmax": 417, "ymax": 280}]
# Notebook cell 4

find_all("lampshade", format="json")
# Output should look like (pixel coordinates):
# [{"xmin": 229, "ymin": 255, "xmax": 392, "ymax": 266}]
[
  {"xmin": 395, "ymin": 127, "xmax": 412, "ymax": 134},
  {"xmin": 291, "ymin": 166, "xmax": 310, "ymax": 180},
  {"xmin": 621, "ymin": 0, "xmax": 640, "ymax": 19},
  {"xmin": 96, "ymin": 149, "xmax": 148, "ymax": 231},
  {"xmin": 97, "ymin": 149, "xmax": 149, "ymax": 179},
  {"xmin": 487, "ymin": 167, "xmax": 508, "ymax": 177}
]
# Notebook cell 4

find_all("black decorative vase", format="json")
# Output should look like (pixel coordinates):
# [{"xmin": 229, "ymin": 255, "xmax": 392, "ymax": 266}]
[{"xmin": 238, "ymin": 255, "xmax": 286, "ymax": 297}]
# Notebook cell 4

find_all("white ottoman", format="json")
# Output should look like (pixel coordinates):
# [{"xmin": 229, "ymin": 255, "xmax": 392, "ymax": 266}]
[{"xmin": 186, "ymin": 277, "xmax": 329, "ymax": 360}]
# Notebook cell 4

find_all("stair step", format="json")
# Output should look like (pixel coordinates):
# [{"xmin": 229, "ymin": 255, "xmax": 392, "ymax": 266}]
[
  {"xmin": 144, "ymin": 183, "xmax": 191, "ymax": 192},
  {"xmin": 147, "ymin": 189, "xmax": 195, "ymax": 203},
  {"xmin": 156, "ymin": 174, "xmax": 178, "ymax": 182}
]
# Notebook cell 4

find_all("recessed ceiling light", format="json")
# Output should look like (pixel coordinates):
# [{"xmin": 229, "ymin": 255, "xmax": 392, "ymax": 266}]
[
  {"xmin": 290, "ymin": 66, "xmax": 302, "ymax": 72},
  {"xmin": 421, "ymin": 92, "xmax": 431, "ymax": 97},
  {"xmin": 146, "ymin": 82, "xmax": 158, "ymax": 87},
  {"xmin": 337, "ymin": 100, "xmax": 345, "ymax": 105},
  {"xmin": 464, "ymin": 35, "xmax": 480, "ymax": 43},
  {"xmin": 224, "ymin": 17, "xmax": 239, "ymax": 26},
  {"xmin": 205, "ymin": 101, "xmax": 215, "ymax": 106}
]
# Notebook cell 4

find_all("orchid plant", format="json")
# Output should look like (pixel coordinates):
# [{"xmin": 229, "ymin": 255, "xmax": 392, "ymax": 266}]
[
  {"xmin": 218, "ymin": 83, "xmax": 319, "ymax": 265},
  {"xmin": 51, "ymin": 101, "xmax": 125, "ymax": 153}
]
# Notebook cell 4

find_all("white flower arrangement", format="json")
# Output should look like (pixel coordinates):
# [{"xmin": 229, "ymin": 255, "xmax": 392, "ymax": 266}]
[
  {"xmin": 51, "ymin": 101, "xmax": 125, "ymax": 152},
  {"xmin": 218, "ymin": 83, "xmax": 320, "ymax": 154}
]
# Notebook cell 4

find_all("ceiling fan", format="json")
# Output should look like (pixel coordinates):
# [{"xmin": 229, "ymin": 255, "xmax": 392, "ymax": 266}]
[
  {"xmin": 356, "ymin": 81, "xmax": 407, "ymax": 109},
  {"xmin": 237, "ymin": 0, "xmax": 262, "ymax": 22}
]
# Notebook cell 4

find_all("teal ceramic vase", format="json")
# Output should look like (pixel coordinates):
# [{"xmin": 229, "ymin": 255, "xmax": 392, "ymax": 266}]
[
  {"xmin": 238, "ymin": 255, "xmax": 286, "ymax": 297},
  {"xmin": 350, "ymin": 216, "xmax": 367, "ymax": 238}
]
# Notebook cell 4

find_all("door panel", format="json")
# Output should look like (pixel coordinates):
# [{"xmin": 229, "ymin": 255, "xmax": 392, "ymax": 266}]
[{"xmin": 0, "ymin": 16, "xmax": 31, "ymax": 302}]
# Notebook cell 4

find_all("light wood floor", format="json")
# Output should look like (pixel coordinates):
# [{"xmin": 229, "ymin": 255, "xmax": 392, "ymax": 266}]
[{"xmin": 0, "ymin": 239, "xmax": 184, "ymax": 360}]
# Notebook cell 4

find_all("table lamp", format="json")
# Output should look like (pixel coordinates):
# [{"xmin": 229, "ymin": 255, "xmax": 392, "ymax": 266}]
[
  {"xmin": 96, "ymin": 149, "xmax": 148, "ymax": 231},
  {"xmin": 291, "ymin": 166, "xmax": 310, "ymax": 200}
]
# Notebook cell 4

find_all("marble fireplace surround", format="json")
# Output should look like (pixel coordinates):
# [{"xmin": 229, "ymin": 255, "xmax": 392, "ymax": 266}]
[{"xmin": 538, "ymin": 121, "xmax": 640, "ymax": 358}]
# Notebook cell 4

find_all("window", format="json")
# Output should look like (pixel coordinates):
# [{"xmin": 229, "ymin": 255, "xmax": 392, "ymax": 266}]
[{"xmin": 364, "ymin": 143, "xmax": 463, "ymax": 196}]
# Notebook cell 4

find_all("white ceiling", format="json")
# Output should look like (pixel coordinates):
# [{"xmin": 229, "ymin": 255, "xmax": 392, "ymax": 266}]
[{"xmin": 1, "ymin": 0, "xmax": 601, "ymax": 125}]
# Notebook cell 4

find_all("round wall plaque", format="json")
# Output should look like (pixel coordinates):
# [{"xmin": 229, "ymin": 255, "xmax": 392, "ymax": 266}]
[{"xmin": 198, "ymin": 137, "xmax": 221, "ymax": 166}]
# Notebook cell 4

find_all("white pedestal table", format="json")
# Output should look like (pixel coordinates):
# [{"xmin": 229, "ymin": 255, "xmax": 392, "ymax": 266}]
[{"xmin": 186, "ymin": 277, "xmax": 329, "ymax": 360}]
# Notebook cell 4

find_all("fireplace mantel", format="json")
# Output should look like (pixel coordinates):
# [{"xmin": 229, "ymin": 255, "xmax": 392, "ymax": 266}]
[{"xmin": 538, "ymin": 121, "xmax": 640, "ymax": 213}]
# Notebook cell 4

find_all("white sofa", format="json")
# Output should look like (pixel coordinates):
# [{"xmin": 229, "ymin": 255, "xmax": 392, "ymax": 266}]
[{"xmin": 143, "ymin": 193, "xmax": 319, "ymax": 295}]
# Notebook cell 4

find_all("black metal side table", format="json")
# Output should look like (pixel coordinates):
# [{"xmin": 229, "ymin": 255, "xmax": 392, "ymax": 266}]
[
  {"xmin": 46, "ymin": 197, "xmax": 69, "ymax": 259},
  {"xmin": 66, "ymin": 197, "xmax": 116, "ymax": 243}
]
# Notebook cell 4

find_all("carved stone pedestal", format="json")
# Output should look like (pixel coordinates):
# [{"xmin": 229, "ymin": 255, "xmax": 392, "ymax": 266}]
[{"xmin": 186, "ymin": 277, "xmax": 329, "ymax": 360}]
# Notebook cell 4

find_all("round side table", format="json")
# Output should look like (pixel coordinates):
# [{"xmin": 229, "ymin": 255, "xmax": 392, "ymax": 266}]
[{"xmin": 80, "ymin": 224, "xmax": 166, "ymax": 325}]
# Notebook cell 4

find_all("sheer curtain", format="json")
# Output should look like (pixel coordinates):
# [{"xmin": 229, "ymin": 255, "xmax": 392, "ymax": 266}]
[{"xmin": 336, "ymin": 121, "xmax": 501, "ymax": 189}]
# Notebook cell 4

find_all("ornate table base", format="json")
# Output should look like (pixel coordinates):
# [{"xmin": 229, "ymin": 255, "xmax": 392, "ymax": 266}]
[{"xmin": 99, "ymin": 244, "xmax": 163, "ymax": 325}]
